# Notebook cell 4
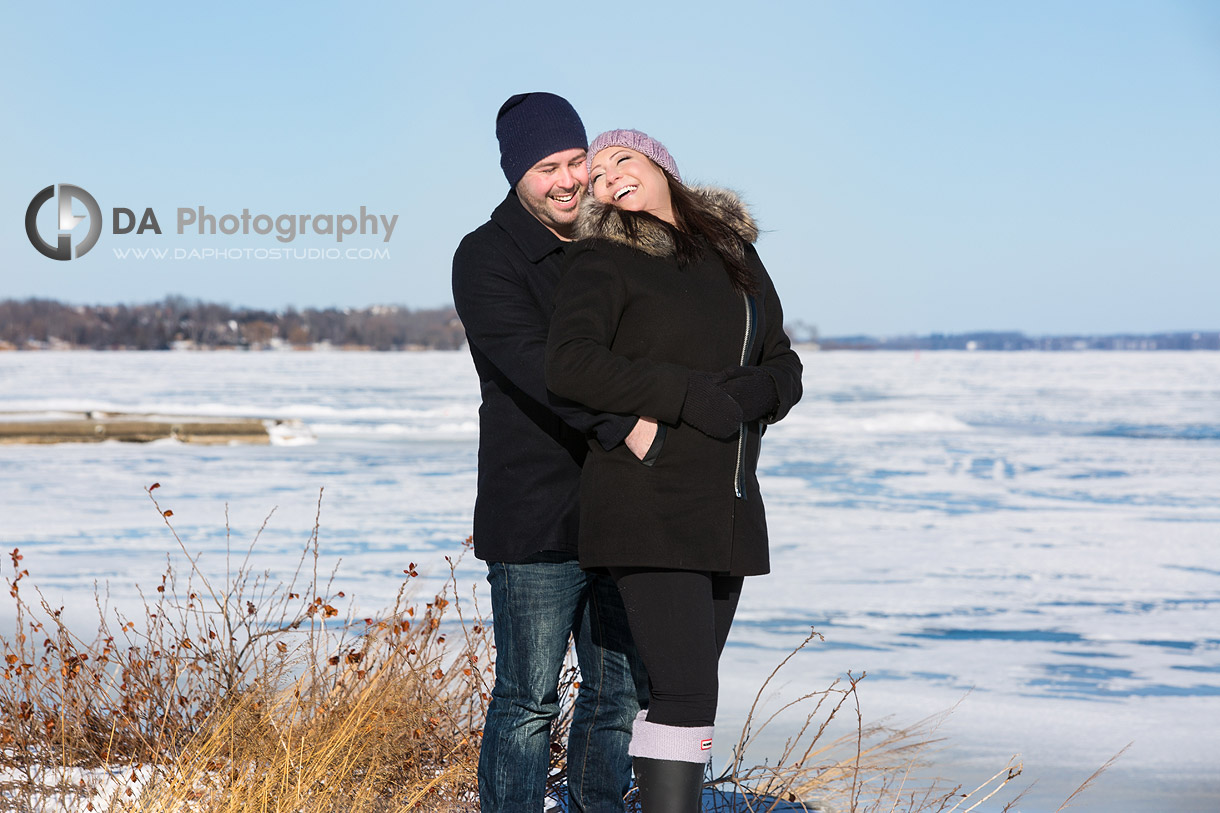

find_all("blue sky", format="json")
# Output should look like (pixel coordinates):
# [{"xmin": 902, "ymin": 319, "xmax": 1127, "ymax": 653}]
[{"xmin": 1, "ymin": 0, "xmax": 1217, "ymax": 336}]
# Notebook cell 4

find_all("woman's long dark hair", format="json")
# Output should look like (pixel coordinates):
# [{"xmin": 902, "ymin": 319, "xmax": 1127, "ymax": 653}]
[{"xmin": 609, "ymin": 174, "xmax": 760, "ymax": 296}]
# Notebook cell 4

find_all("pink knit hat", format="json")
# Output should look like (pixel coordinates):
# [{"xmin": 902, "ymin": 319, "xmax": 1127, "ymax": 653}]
[{"xmin": 586, "ymin": 129, "xmax": 682, "ymax": 184}]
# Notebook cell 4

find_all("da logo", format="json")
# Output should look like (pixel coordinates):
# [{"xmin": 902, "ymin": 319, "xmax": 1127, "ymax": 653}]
[{"xmin": 25, "ymin": 184, "xmax": 103, "ymax": 260}]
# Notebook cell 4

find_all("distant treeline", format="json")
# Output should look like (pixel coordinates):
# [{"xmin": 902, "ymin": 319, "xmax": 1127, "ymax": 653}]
[
  {"xmin": 820, "ymin": 330, "xmax": 1220, "ymax": 351},
  {"xmin": 3, "ymin": 299, "xmax": 1215, "ymax": 352},
  {"xmin": 0, "ymin": 297, "xmax": 465, "ymax": 351}
]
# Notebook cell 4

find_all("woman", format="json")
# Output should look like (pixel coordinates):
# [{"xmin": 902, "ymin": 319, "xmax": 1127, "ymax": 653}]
[{"xmin": 545, "ymin": 129, "xmax": 803, "ymax": 811}]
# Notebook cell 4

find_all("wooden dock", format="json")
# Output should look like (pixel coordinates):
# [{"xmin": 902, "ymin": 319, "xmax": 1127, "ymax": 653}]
[{"xmin": 0, "ymin": 412, "xmax": 274, "ymax": 445}]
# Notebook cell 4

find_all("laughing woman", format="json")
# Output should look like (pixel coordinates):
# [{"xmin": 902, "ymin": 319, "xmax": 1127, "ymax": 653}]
[{"xmin": 545, "ymin": 129, "xmax": 803, "ymax": 812}]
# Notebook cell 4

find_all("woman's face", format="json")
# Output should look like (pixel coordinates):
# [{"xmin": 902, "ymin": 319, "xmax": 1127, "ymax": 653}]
[{"xmin": 589, "ymin": 147, "xmax": 675, "ymax": 225}]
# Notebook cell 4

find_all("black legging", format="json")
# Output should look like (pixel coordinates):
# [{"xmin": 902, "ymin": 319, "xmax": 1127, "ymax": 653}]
[{"xmin": 608, "ymin": 568, "xmax": 744, "ymax": 727}]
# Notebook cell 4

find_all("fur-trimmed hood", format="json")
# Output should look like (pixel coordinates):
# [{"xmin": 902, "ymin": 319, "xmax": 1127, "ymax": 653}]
[{"xmin": 573, "ymin": 186, "xmax": 758, "ymax": 257}]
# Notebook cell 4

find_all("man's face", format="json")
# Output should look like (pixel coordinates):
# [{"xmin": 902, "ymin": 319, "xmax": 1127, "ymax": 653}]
[{"xmin": 515, "ymin": 147, "xmax": 588, "ymax": 239}]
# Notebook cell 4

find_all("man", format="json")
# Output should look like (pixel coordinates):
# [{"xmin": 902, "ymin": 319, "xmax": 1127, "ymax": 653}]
[{"xmin": 452, "ymin": 92, "xmax": 648, "ymax": 813}]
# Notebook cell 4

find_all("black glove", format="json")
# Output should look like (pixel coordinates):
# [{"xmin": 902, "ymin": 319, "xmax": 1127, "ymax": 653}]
[
  {"xmin": 720, "ymin": 366, "xmax": 779, "ymax": 422},
  {"xmin": 682, "ymin": 371, "xmax": 742, "ymax": 439}
]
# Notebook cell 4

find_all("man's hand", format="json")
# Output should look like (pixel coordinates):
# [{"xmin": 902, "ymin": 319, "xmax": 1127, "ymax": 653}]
[{"xmin": 624, "ymin": 416, "xmax": 658, "ymax": 460}]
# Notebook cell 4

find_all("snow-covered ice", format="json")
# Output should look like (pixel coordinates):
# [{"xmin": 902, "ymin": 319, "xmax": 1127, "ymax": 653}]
[{"xmin": 1, "ymin": 349, "xmax": 1217, "ymax": 812}]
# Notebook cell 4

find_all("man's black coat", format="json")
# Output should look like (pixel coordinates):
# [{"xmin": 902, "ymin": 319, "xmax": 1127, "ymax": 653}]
[{"xmin": 452, "ymin": 191, "xmax": 633, "ymax": 563}]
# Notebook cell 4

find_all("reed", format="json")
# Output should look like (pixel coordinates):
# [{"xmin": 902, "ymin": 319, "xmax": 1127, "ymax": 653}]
[{"xmin": 0, "ymin": 487, "xmax": 1112, "ymax": 812}]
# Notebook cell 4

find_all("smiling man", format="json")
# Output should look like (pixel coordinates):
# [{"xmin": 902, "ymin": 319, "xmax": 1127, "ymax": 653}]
[{"xmin": 451, "ymin": 92, "xmax": 648, "ymax": 813}]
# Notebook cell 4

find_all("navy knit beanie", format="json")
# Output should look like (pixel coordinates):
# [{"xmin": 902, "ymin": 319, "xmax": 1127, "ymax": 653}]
[{"xmin": 496, "ymin": 92, "xmax": 587, "ymax": 188}]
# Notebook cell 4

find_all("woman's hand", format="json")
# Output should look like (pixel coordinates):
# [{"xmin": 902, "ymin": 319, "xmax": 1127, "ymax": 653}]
[
  {"xmin": 720, "ymin": 366, "xmax": 780, "ymax": 422},
  {"xmin": 682, "ymin": 371, "xmax": 743, "ymax": 439},
  {"xmin": 625, "ymin": 416, "xmax": 659, "ymax": 460}
]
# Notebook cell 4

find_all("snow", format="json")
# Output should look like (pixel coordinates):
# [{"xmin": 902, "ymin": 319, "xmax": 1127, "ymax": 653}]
[{"xmin": 1, "ymin": 350, "xmax": 1217, "ymax": 812}]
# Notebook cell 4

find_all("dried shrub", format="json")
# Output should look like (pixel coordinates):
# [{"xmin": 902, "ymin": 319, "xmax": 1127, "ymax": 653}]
[{"xmin": 1, "ymin": 487, "xmax": 1116, "ymax": 812}]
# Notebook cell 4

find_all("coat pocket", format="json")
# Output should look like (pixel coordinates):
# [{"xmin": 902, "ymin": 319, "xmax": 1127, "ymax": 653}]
[{"xmin": 639, "ymin": 423, "xmax": 667, "ymax": 468}]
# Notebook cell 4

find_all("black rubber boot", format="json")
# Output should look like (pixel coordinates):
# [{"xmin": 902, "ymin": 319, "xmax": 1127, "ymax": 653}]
[{"xmin": 632, "ymin": 756, "xmax": 705, "ymax": 812}]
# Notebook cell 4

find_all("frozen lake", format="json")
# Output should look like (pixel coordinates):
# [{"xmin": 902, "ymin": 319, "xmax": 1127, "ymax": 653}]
[{"xmin": 1, "ymin": 350, "xmax": 1217, "ymax": 812}]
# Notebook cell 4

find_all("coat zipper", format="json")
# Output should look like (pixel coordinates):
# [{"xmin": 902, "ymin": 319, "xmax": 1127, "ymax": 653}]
[{"xmin": 734, "ymin": 292, "xmax": 758, "ymax": 499}]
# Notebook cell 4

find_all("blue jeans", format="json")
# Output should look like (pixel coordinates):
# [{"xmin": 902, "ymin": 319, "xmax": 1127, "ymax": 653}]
[{"xmin": 479, "ymin": 552, "xmax": 648, "ymax": 812}]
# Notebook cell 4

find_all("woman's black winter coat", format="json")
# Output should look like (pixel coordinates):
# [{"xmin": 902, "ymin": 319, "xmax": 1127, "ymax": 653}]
[{"xmin": 545, "ymin": 188, "xmax": 803, "ymax": 576}]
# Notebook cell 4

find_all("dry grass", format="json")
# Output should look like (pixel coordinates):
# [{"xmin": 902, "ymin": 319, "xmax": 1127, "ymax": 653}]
[
  {"xmin": 0, "ymin": 487, "xmax": 1117, "ymax": 812},
  {"xmin": 700, "ymin": 635, "xmax": 1025, "ymax": 813},
  {"xmin": 2, "ymin": 486, "xmax": 491, "ymax": 811}
]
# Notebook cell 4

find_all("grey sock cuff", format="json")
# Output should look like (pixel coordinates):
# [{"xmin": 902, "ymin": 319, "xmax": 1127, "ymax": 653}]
[{"xmin": 627, "ymin": 710, "xmax": 714, "ymax": 763}]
